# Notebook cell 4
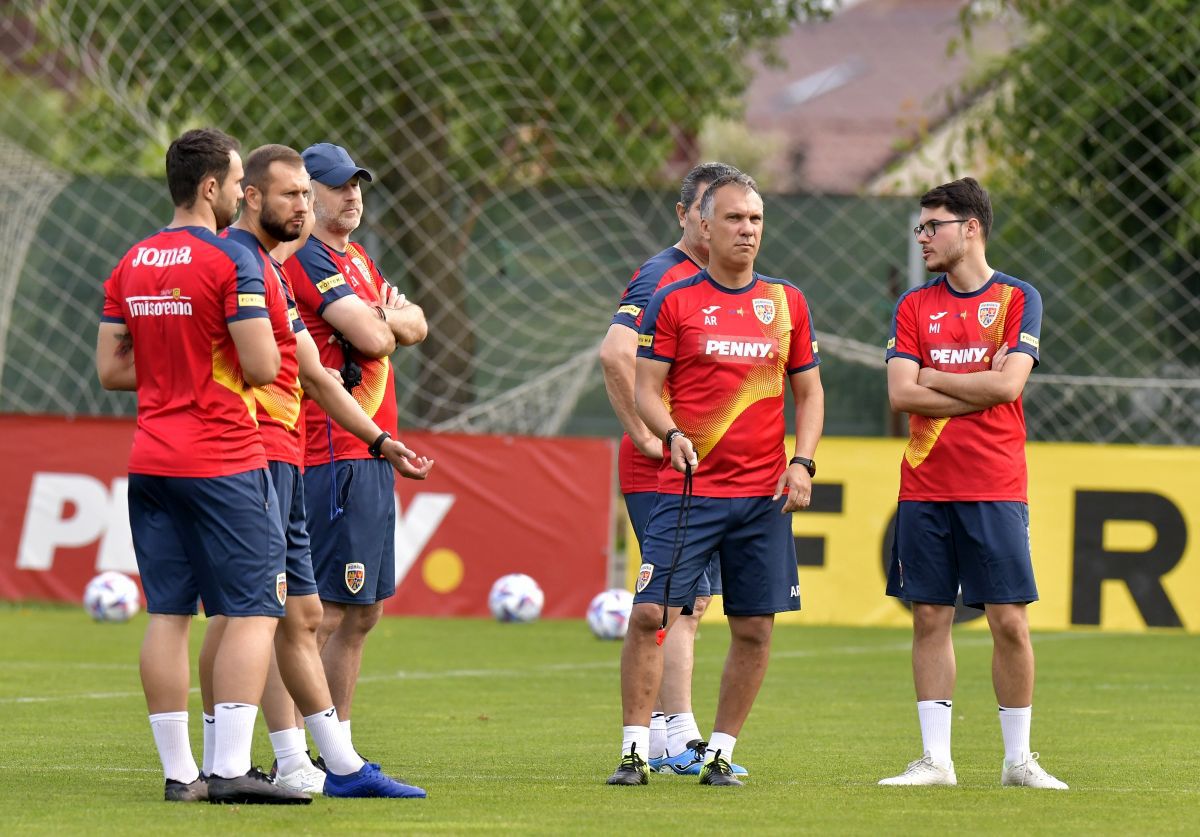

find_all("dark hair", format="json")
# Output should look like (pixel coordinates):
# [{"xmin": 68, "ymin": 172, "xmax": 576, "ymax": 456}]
[
  {"xmin": 243, "ymin": 144, "xmax": 304, "ymax": 194},
  {"xmin": 680, "ymin": 162, "xmax": 741, "ymax": 211},
  {"xmin": 697, "ymin": 172, "xmax": 760, "ymax": 220},
  {"xmin": 920, "ymin": 177, "xmax": 993, "ymax": 241},
  {"xmin": 165, "ymin": 128, "xmax": 240, "ymax": 208}
]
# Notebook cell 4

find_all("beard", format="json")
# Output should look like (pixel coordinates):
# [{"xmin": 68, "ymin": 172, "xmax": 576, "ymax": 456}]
[
  {"xmin": 261, "ymin": 203, "xmax": 301, "ymax": 242},
  {"xmin": 314, "ymin": 200, "xmax": 361, "ymax": 235},
  {"xmin": 926, "ymin": 239, "xmax": 965, "ymax": 273}
]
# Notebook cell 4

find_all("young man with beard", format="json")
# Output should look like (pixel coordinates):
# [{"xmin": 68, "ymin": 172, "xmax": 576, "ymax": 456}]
[
  {"xmin": 202, "ymin": 144, "xmax": 431, "ymax": 798},
  {"xmin": 879, "ymin": 177, "xmax": 1065, "ymax": 790},
  {"xmin": 282, "ymin": 143, "xmax": 427, "ymax": 755},
  {"xmin": 607, "ymin": 172, "xmax": 824, "ymax": 787},
  {"xmin": 599, "ymin": 162, "xmax": 747, "ymax": 777},
  {"xmin": 96, "ymin": 128, "xmax": 306, "ymax": 804}
]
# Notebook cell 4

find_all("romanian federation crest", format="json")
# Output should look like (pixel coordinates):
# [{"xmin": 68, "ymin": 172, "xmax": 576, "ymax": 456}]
[
  {"xmin": 275, "ymin": 572, "xmax": 287, "ymax": 606},
  {"xmin": 752, "ymin": 298, "xmax": 776, "ymax": 325},
  {"xmin": 977, "ymin": 301, "xmax": 1000, "ymax": 328},
  {"xmin": 636, "ymin": 563, "xmax": 654, "ymax": 594},
  {"xmin": 344, "ymin": 562, "xmax": 366, "ymax": 595}
]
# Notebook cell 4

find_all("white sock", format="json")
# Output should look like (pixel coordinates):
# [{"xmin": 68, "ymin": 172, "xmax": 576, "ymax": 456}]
[
  {"xmin": 649, "ymin": 713, "xmax": 667, "ymax": 759},
  {"xmin": 201, "ymin": 712, "xmax": 215, "ymax": 776},
  {"xmin": 665, "ymin": 712, "xmax": 702, "ymax": 756},
  {"xmin": 622, "ymin": 725, "xmax": 650, "ymax": 760},
  {"xmin": 917, "ymin": 700, "xmax": 953, "ymax": 766},
  {"xmin": 211, "ymin": 703, "xmax": 257, "ymax": 780},
  {"xmin": 290, "ymin": 726, "xmax": 310, "ymax": 758},
  {"xmin": 306, "ymin": 707, "xmax": 365, "ymax": 776},
  {"xmin": 269, "ymin": 727, "xmax": 309, "ymax": 776},
  {"xmin": 148, "ymin": 711, "xmax": 199, "ymax": 784},
  {"xmin": 340, "ymin": 718, "xmax": 352, "ymax": 744},
  {"xmin": 999, "ymin": 705, "xmax": 1032, "ymax": 765},
  {"xmin": 704, "ymin": 731, "xmax": 736, "ymax": 764}
]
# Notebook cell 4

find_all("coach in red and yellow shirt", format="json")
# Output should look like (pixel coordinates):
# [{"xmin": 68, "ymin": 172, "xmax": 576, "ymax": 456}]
[
  {"xmin": 282, "ymin": 143, "xmax": 429, "ymax": 741},
  {"xmin": 605, "ymin": 172, "xmax": 824, "ymax": 788}
]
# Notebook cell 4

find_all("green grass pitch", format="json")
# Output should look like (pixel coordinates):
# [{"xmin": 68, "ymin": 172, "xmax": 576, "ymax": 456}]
[{"xmin": 0, "ymin": 606, "xmax": 1196, "ymax": 834}]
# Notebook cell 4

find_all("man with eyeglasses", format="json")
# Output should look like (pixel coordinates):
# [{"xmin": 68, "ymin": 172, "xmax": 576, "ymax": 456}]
[{"xmin": 879, "ymin": 177, "xmax": 1066, "ymax": 790}]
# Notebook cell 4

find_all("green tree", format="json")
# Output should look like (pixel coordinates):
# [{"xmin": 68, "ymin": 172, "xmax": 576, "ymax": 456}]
[
  {"xmin": 20, "ymin": 0, "xmax": 829, "ymax": 423},
  {"xmin": 967, "ymin": 0, "xmax": 1200, "ymax": 369}
]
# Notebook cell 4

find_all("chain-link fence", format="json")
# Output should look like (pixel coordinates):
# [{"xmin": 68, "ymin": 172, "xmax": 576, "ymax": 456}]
[{"xmin": 1, "ymin": 1, "xmax": 1197, "ymax": 444}]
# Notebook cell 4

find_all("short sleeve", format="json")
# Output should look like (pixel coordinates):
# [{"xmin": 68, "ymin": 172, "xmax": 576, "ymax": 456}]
[
  {"xmin": 290, "ymin": 241, "xmax": 356, "ymax": 315},
  {"xmin": 886, "ymin": 288, "xmax": 921, "ymax": 364},
  {"xmin": 224, "ymin": 243, "xmax": 269, "ymax": 323},
  {"xmin": 611, "ymin": 267, "xmax": 654, "ymax": 330},
  {"xmin": 637, "ymin": 286, "xmax": 677, "ymax": 363},
  {"xmin": 786, "ymin": 287, "xmax": 820, "ymax": 374},
  {"xmin": 1007, "ymin": 283, "xmax": 1042, "ymax": 366}
]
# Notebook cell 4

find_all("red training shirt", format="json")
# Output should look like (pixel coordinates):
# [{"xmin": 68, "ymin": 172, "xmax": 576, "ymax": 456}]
[
  {"xmin": 101, "ymin": 226, "xmax": 269, "ymax": 477},
  {"xmin": 637, "ymin": 270, "xmax": 820, "ymax": 498},
  {"xmin": 886, "ymin": 271, "xmax": 1043, "ymax": 502}
]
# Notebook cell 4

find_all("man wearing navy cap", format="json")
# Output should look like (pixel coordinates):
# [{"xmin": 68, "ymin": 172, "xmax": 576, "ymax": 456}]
[{"xmin": 282, "ymin": 144, "xmax": 428, "ymax": 769}]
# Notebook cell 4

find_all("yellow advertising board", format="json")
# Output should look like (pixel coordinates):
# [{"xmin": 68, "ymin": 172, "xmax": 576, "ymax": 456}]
[{"xmin": 626, "ymin": 438, "xmax": 1199, "ymax": 632}]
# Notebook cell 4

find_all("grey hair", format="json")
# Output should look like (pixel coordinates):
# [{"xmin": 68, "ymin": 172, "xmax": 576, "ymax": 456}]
[
  {"xmin": 680, "ymin": 162, "xmax": 740, "ymax": 210},
  {"xmin": 698, "ymin": 172, "xmax": 760, "ymax": 220}
]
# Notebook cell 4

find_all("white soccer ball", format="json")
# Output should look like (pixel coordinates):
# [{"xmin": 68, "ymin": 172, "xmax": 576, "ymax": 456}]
[
  {"xmin": 84, "ymin": 571, "xmax": 141, "ymax": 623},
  {"xmin": 488, "ymin": 573, "xmax": 544, "ymax": 623},
  {"xmin": 587, "ymin": 588, "xmax": 634, "ymax": 640}
]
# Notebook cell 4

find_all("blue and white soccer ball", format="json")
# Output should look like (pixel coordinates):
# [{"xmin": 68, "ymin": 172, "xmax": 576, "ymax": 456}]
[
  {"xmin": 587, "ymin": 588, "xmax": 634, "ymax": 640},
  {"xmin": 83, "ymin": 571, "xmax": 141, "ymax": 623},
  {"xmin": 488, "ymin": 573, "xmax": 544, "ymax": 623}
]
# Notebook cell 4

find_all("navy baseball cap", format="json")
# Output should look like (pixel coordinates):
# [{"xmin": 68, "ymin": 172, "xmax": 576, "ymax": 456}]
[{"xmin": 301, "ymin": 143, "xmax": 373, "ymax": 186}]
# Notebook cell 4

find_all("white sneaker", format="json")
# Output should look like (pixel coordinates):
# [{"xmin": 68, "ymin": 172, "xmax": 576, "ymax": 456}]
[
  {"xmin": 878, "ymin": 753, "xmax": 957, "ymax": 786},
  {"xmin": 274, "ymin": 762, "xmax": 326, "ymax": 794},
  {"xmin": 1001, "ymin": 752, "xmax": 1068, "ymax": 789}
]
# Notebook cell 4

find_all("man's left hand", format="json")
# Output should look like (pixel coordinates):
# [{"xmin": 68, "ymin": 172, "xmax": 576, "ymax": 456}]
[{"xmin": 773, "ymin": 465, "xmax": 812, "ymax": 513}]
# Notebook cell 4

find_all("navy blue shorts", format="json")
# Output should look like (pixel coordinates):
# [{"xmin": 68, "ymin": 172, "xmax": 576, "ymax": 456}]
[
  {"xmin": 128, "ymin": 469, "xmax": 287, "ymax": 617},
  {"xmin": 633, "ymin": 495, "xmax": 799, "ymax": 617},
  {"xmin": 268, "ymin": 460, "xmax": 319, "ymax": 598},
  {"xmin": 303, "ymin": 458, "xmax": 396, "ymax": 605},
  {"xmin": 886, "ymin": 501, "xmax": 1038, "ymax": 610},
  {"xmin": 625, "ymin": 492, "xmax": 722, "ymax": 598}
]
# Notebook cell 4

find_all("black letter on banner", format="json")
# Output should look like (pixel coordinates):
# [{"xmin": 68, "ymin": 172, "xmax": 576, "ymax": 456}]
[
  {"xmin": 794, "ymin": 483, "xmax": 842, "ymax": 566},
  {"xmin": 1071, "ymin": 491, "xmax": 1184, "ymax": 628}
]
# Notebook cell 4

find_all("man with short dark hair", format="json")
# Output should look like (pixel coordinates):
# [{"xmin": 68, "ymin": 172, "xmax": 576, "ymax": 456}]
[
  {"xmin": 607, "ymin": 172, "xmax": 824, "ymax": 787},
  {"xmin": 203, "ymin": 143, "xmax": 430, "ymax": 798},
  {"xmin": 879, "ymin": 176, "xmax": 1065, "ymax": 790},
  {"xmin": 282, "ymin": 143, "xmax": 427, "ymax": 755},
  {"xmin": 599, "ymin": 162, "xmax": 748, "ymax": 777},
  {"xmin": 96, "ymin": 127, "xmax": 307, "ymax": 804}
]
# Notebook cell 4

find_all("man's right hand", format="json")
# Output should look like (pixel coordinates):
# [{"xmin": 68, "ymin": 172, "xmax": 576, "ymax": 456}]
[{"xmin": 669, "ymin": 434, "xmax": 698, "ymax": 474}]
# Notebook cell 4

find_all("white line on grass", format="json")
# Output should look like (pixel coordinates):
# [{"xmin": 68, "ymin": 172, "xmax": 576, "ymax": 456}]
[{"xmin": 0, "ymin": 630, "xmax": 1102, "ymax": 705}]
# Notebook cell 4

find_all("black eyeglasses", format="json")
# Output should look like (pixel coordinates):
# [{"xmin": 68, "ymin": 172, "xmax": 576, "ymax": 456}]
[{"xmin": 913, "ymin": 218, "xmax": 968, "ymax": 239}]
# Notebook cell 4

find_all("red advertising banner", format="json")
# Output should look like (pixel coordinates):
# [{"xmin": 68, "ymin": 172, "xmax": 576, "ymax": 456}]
[{"xmin": 0, "ymin": 415, "xmax": 614, "ymax": 618}]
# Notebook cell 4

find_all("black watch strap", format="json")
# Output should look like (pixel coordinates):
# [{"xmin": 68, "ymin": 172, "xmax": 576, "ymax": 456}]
[
  {"xmin": 368, "ymin": 431, "xmax": 391, "ymax": 459},
  {"xmin": 790, "ymin": 456, "xmax": 816, "ymax": 477}
]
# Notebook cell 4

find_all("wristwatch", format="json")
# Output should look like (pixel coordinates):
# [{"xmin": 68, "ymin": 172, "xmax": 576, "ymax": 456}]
[
  {"xmin": 368, "ymin": 431, "xmax": 391, "ymax": 459},
  {"xmin": 789, "ymin": 456, "xmax": 816, "ymax": 477}
]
